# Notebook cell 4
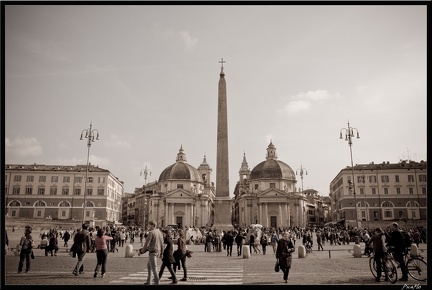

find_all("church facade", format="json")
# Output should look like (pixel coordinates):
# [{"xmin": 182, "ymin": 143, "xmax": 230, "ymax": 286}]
[{"xmin": 232, "ymin": 141, "xmax": 328, "ymax": 229}]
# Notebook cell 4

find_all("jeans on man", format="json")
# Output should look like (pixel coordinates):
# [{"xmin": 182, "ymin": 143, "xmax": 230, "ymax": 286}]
[{"xmin": 147, "ymin": 252, "xmax": 160, "ymax": 284}]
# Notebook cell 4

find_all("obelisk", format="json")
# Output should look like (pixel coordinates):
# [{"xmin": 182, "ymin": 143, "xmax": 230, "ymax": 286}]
[{"xmin": 213, "ymin": 58, "xmax": 233, "ymax": 231}]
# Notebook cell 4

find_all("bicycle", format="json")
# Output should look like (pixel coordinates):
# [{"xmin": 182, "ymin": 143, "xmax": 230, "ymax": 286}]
[
  {"xmin": 404, "ymin": 248, "xmax": 427, "ymax": 282},
  {"xmin": 369, "ymin": 250, "xmax": 398, "ymax": 283}
]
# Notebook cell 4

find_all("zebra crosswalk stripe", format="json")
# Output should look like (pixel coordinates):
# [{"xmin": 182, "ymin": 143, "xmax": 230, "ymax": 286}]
[{"xmin": 109, "ymin": 267, "xmax": 244, "ymax": 285}]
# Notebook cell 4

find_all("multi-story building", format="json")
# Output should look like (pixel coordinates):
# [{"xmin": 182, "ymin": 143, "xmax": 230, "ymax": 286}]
[
  {"xmin": 4, "ymin": 164, "xmax": 124, "ymax": 227},
  {"xmin": 329, "ymin": 160, "xmax": 427, "ymax": 228}
]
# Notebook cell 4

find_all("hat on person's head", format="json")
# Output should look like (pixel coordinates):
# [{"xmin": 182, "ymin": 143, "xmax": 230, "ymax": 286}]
[{"xmin": 392, "ymin": 222, "xmax": 399, "ymax": 228}]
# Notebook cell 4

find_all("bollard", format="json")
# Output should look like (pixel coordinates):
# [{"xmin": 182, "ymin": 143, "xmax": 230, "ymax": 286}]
[
  {"xmin": 242, "ymin": 245, "xmax": 250, "ymax": 259},
  {"xmin": 298, "ymin": 245, "xmax": 306, "ymax": 258},
  {"xmin": 125, "ymin": 244, "xmax": 134, "ymax": 258},
  {"xmin": 353, "ymin": 244, "xmax": 362, "ymax": 258}
]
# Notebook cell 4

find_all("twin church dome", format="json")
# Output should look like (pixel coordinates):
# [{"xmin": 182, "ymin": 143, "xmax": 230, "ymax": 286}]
[{"xmin": 158, "ymin": 142, "xmax": 295, "ymax": 184}]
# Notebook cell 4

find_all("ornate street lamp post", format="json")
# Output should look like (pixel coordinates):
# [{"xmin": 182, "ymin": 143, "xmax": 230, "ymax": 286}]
[
  {"xmin": 80, "ymin": 122, "xmax": 99, "ymax": 225},
  {"xmin": 296, "ymin": 165, "xmax": 308, "ymax": 192},
  {"xmin": 340, "ymin": 121, "xmax": 360, "ymax": 229},
  {"xmin": 140, "ymin": 165, "xmax": 151, "ymax": 228}
]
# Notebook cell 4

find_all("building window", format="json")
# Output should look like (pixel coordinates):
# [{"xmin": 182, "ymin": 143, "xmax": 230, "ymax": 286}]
[
  {"xmin": 75, "ymin": 188, "xmax": 81, "ymax": 195},
  {"xmin": 25, "ymin": 187, "xmax": 33, "ymax": 195},
  {"xmin": 368, "ymin": 176, "xmax": 376, "ymax": 183},
  {"xmin": 395, "ymin": 175, "xmax": 400, "ymax": 182},
  {"xmin": 396, "ymin": 188, "xmax": 401, "ymax": 195},
  {"xmin": 98, "ymin": 188, "xmax": 104, "ymax": 195},
  {"xmin": 408, "ymin": 175, "xmax": 414, "ymax": 182},
  {"xmin": 381, "ymin": 175, "xmax": 389, "ymax": 183},
  {"xmin": 74, "ymin": 176, "xmax": 83, "ymax": 183},
  {"xmin": 27, "ymin": 176, "xmax": 34, "ymax": 182},
  {"xmin": 51, "ymin": 176, "xmax": 58, "ymax": 183},
  {"xmin": 269, "ymin": 183, "xmax": 275, "ymax": 188},
  {"xmin": 50, "ymin": 187, "xmax": 57, "ymax": 195},
  {"xmin": 373, "ymin": 211, "xmax": 379, "ymax": 219},
  {"xmin": 39, "ymin": 176, "xmax": 46, "ymax": 182},
  {"xmin": 359, "ymin": 188, "xmax": 364, "ymax": 195},
  {"xmin": 357, "ymin": 176, "xmax": 365, "ymax": 183},
  {"xmin": 371, "ymin": 188, "xmax": 376, "ymax": 195},
  {"xmin": 88, "ymin": 177, "xmax": 93, "ymax": 183},
  {"xmin": 62, "ymin": 187, "xmax": 69, "ymax": 195},
  {"xmin": 419, "ymin": 175, "xmax": 427, "ymax": 182},
  {"xmin": 409, "ymin": 187, "xmax": 414, "ymax": 194},
  {"xmin": 384, "ymin": 188, "xmax": 389, "ymax": 194},
  {"xmin": 63, "ymin": 176, "xmax": 70, "ymax": 183},
  {"xmin": 13, "ymin": 188, "xmax": 20, "ymax": 195},
  {"xmin": 14, "ymin": 175, "xmax": 22, "ymax": 182},
  {"xmin": 38, "ymin": 187, "xmax": 45, "ymax": 195},
  {"xmin": 421, "ymin": 187, "xmax": 426, "ymax": 194},
  {"xmin": 98, "ymin": 177, "xmax": 105, "ymax": 183},
  {"xmin": 86, "ymin": 188, "xmax": 93, "ymax": 195},
  {"xmin": 177, "ymin": 184, "xmax": 183, "ymax": 189},
  {"xmin": 384, "ymin": 211, "xmax": 393, "ymax": 218}
]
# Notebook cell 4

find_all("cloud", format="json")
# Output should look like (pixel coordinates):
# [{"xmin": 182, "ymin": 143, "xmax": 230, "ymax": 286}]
[
  {"xmin": 283, "ymin": 90, "xmax": 332, "ymax": 115},
  {"xmin": 179, "ymin": 30, "xmax": 198, "ymax": 51},
  {"xmin": 5, "ymin": 137, "xmax": 43, "ymax": 158},
  {"xmin": 103, "ymin": 134, "xmax": 131, "ymax": 148}
]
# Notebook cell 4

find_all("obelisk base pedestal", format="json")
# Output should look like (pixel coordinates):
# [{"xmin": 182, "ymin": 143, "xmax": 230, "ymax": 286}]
[{"xmin": 212, "ymin": 196, "xmax": 233, "ymax": 232}]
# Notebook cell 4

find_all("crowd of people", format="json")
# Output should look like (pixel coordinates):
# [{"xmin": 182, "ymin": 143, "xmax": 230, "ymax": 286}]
[{"xmin": 6, "ymin": 221, "xmax": 427, "ymax": 284}]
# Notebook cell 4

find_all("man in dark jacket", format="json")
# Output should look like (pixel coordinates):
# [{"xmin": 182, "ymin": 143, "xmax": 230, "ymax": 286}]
[
  {"xmin": 225, "ymin": 231, "xmax": 234, "ymax": 256},
  {"xmin": 72, "ymin": 223, "xmax": 91, "ymax": 276},
  {"xmin": 235, "ymin": 232, "xmax": 245, "ymax": 256},
  {"xmin": 388, "ymin": 222, "xmax": 408, "ymax": 281}
]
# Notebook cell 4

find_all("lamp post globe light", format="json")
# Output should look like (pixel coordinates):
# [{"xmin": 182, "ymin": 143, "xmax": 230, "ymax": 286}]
[
  {"xmin": 340, "ymin": 121, "xmax": 360, "ymax": 229},
  {"xmin": 80, "ymin": 122, "xmax": 99, "ymax": 226},
  {"xmin": 140, "ymin": 165, "xmax": 151, "ymax": 228}
]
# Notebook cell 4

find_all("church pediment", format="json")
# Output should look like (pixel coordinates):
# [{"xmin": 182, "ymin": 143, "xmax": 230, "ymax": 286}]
[
  {"xmin": 257, "ymin": 188, "xmax": 289, "ymax": 198},
  {"xmin": 165, "ymin": 189, "xmax": 193, "ymax": 199}
]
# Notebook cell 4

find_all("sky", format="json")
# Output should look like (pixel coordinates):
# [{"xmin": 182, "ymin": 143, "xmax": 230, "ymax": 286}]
[{"xmin": 3, "ymin": 4, "xmax": 427, "ymax": 197}]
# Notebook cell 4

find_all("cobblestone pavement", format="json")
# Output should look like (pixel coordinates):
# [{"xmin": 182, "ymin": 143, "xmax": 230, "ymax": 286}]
[{"xmin": 4, "ymin": 230, "xmax": 428, "ymax": 286}]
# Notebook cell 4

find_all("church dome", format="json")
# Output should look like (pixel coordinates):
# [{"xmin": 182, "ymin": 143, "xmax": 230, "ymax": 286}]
[
  {"xmin": 250, "ymin": 141, "xmax": 296, "ymax": 180},
  {"xmin": 158, "ymin": 145, "xmax": 203, "ymax": 183}
]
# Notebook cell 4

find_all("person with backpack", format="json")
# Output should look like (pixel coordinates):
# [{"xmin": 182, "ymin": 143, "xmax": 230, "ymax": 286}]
[
  {"xmin": 388, "ymin": 222, "xmax": 408, "ymax": 281},
  {"xmin": 18, "ymin": 226, "xmax": 35, "ymax": 273}
]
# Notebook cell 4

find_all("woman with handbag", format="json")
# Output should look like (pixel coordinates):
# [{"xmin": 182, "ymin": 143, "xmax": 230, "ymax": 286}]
[
  {"xmin": 275, "ymin": 231, "xmax": 295, "ymax": 283},
  {"xmin": 172, "ymin": 229, "xmax": 188, "ymax": 281}
]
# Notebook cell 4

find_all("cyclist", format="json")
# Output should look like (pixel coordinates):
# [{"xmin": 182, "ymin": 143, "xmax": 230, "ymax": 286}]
[
  {"xmin": 388, "ymin": 222, "xmax": 409, "ymax": 282},
  {"xmin": 369, "ymin": 227, "xmax": 387, "ymax": 282}
]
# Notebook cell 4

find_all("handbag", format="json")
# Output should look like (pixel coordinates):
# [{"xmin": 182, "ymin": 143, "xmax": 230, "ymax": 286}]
[
  {"xmin": 185, "ymin": 250, "xmax": 193, "ymax": 258},
  {"xmin": 274, "ymin": 259, "xmax": 280, "ymax": 272}
]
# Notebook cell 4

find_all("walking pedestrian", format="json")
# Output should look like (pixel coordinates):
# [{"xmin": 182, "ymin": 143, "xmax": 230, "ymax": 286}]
[
  {"xmin": 260, "ymin": 233, "xmax": 268, "ymax": 255},
  {"xmin": 71, "ymin": 223, "xmax": 91, "ymax": 276},
  {"xmin": 17, "ymin": 226, "xmax": 35, "ymax": 273},
  {"xmin": 63, "ymin": 230, "xmax": 71, "ymax": 248},
  {"xmin": 369, "ymin": 227, "xmax": 387, "ymax": 282},
  {"xmin": 139, "ymin": 220, "xmax": 164, "ymax": 285},
  {"xmin": 316, "ymin": 231, "xmax": 324, "ymax": 251},
  {"xmin": 235, "ymin": 232, "xmax": 245, "ymax": 256},
  {"xmin": 271, "ymin": 232, "xmax": 278, "ymax": 254},
  {"xmin": 93, "ymin": 227, "xmax": 113, "ymax": 278},
  {"xmin": 276, "ymin": 231, "xmax": 295, "ymax": 283},
  {"xmin": 173, "ymin": 229, "xmax": 187, "ymax": 281},
  {"xmin": 225, "ymin": 231, "xmax": 234, "ymax": 256},
  {"xmin": 158, "ymin": 230, "xmax": 177, "ymax": 284}
]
